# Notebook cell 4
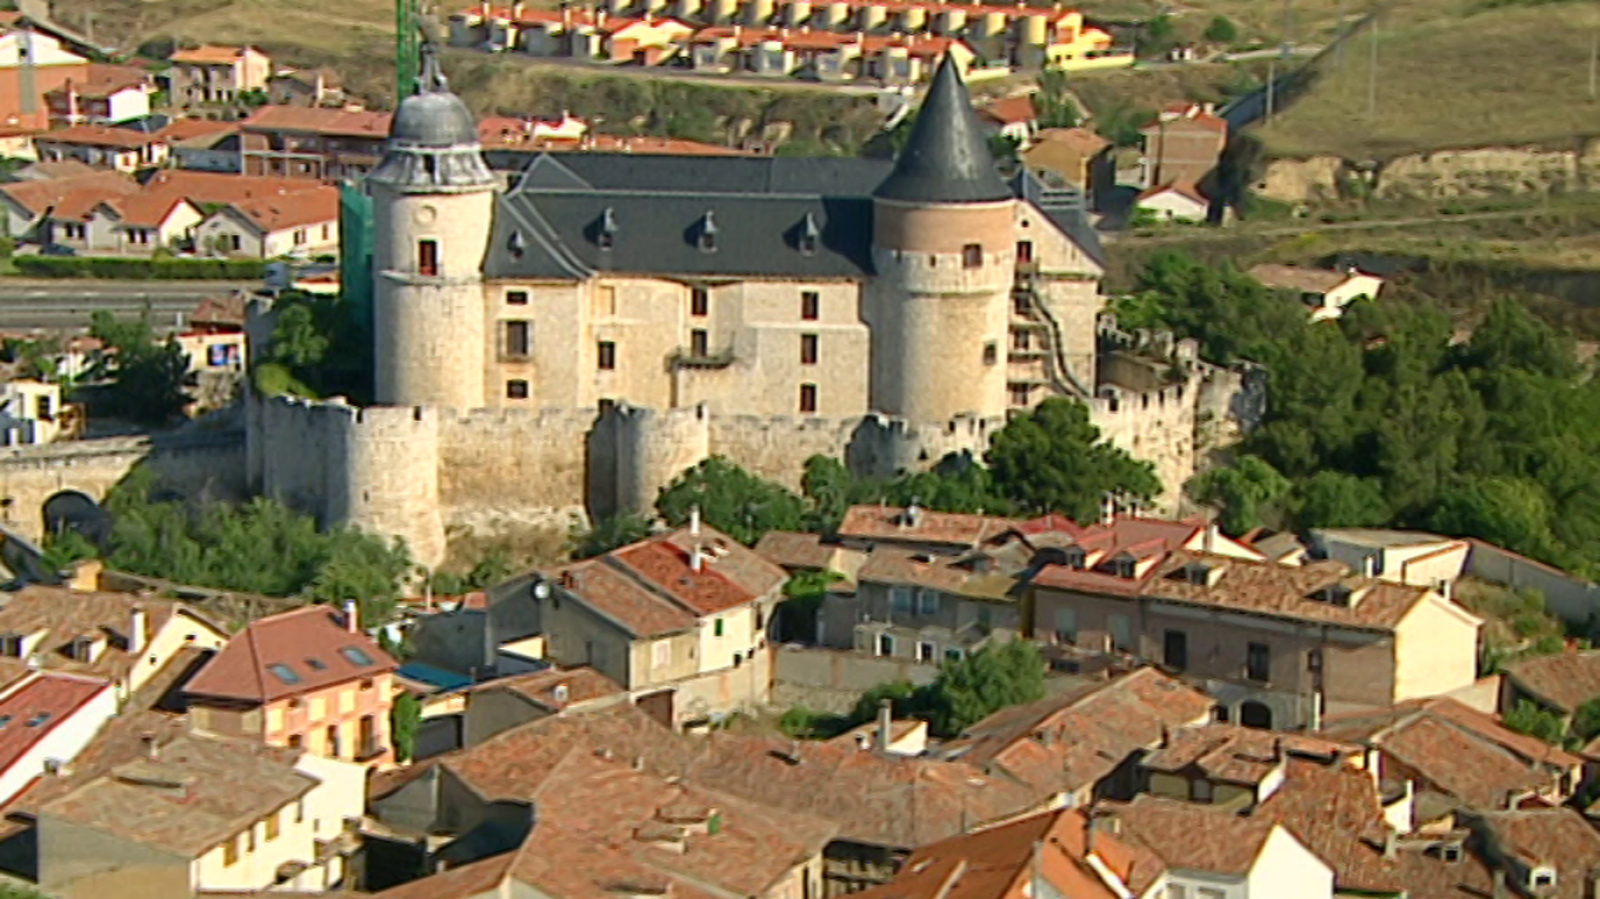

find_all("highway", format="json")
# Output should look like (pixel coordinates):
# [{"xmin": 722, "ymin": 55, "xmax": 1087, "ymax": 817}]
[{"xmin": 0, "ymin": 279, "xmax": 258, "ymax": 332}]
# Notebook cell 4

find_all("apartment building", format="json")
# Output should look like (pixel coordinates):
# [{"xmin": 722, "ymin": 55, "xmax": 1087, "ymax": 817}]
[{"xmin": 237, "ymin": 105, "xmax": 391, "ymax": 180}]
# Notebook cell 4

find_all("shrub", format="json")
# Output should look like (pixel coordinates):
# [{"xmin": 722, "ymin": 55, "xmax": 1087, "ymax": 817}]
[{"xmin": 14, "ymin": 255, "xmax": 266, "ymax": 280}]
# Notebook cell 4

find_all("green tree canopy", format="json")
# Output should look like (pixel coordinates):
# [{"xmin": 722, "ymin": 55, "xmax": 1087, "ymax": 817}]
[
  {"xmin": 90, "ymin": 311, "xmax": 192, "ymax": 425},
  {"xmin": 926, "ymin": 640, "xmax": 1046, "ymax": 736},
  {"xmin": 390, "ymin": 692, "xmax": 423, "ymax": 763},
  {"xmin": 1203, "ymin": 14, "xmax": 1238, "ymax": 42},
  {"xmin": 657, "ymin": 457, "xmax": 809, "ymax": 544},
  {"xmin": 570, "ymin": 513, "xmax": 654, "ymax": 560},
  {"xmin": 986, "ymin": 398, "xmax": 1161, "ymax": 521},
  {"xmin": 1187, "ymin": 455, "xmax": 1290, "ymax": 535}
]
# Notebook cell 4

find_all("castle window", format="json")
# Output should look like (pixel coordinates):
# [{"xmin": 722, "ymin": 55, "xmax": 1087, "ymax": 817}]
[
  {"xmin": 962, "ymin": 243, "xmax": 982, "ymax": 269},
  {"xmin": 799, "ymin": 383, "xmax": 817, "ymax": 413},
  {"xmin": 503, "ymin": 320, "xmax": 531, "ymax": 358},
  {"xmin": 506, "ymin": 290, "xmax": 529, "ymax": 306},
  {"xmin": 1016, "ymin": 240, "xmax": 1033, "ymax": 263},
  {"xmin": 801, "ymin": 291, "xmax": 820, "ymax": 321},
  {"xmin": 1013, "ymin": 330, "xmax": 1031, "ymax": 351},
  {"xmin": 690, "ymin": 288, "xmax": 709, "ymax": 317},
  {"xmin": 983, "ymin": 342, "xmax": 998, "ymax": 365},
  {"xmin": 597, "ymin": 341, "xmax": 616, "ymax": 371},
  {"xmin": 1009, "ymin": 384, "xmax": 1030, "ymax": 406},
  {"xmin": 506, "ymin": 380, "xmax": 530, "ymax": 399},
  {"xmin": 690, "ymin": 329, "xmax": 709, "ymax": 357},
  {"xmin": 418, "ymin": 239, "xmax": 439, "ymax": 276},
  {"xmin": 800, "ymin": 333, "xmax": 818, "ymax": 365}
]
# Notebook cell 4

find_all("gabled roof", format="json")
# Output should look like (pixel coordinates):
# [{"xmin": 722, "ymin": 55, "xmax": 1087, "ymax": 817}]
[
  {"xmin": 239, "ymin": 104, "xmax": 391, "ymax": 139},
  {"xmin": 978, "ymin": 94, "xmax": 1037, "ymax": 127},
  {"xmin": 215, "ymin": 185, "xmax": 339, "ymax": 234},
  {"xmin": 36, "ymin": 125, "xmax": 163, "ymax": 149},
  {"xmin": 168, "ymin": 44, "xmax": 260, "ymax": 65},
  {"xmin": 0, "ymin": 673, "xmax": 111, "ymax": 776},
  {"xmin": 44, "ymin": 63, "xmax": 150, "ymax": 99},
  {"xmin": 838, "ymin": 505, "xmax": 1016, "ymax": 550},
  {"xmin": 0, "ymin": 171, "xmax": 137, "ymax": 216},
  {"xmin": 874, "ymin": 54, "xmax": 1012, "ymax": 204},
  {"xmin": 0, "ymin": 587, "xmax": 225, "ymax": 685},
  {"xmin": 1108, "ymin": 795, "xmax": 1283, "ymax": 876},
  {"xmin": 1248, "ymin": 264, "xmax": 1363, "ymax": 294},
  {"xmin": 1504, "ymin": 650, "xmax": 1600, "ymax": 714},
  {"xmin": 1142, "ymin": 723, "xmax": 1359, "ymax": 788},
  {"xmin": 475, "ymin": 665, "xmax": 624, "ymax": 712},
  {"xmin": 183, "ymin": 605, "xmax": 396, "ymax": 703},
  {"xmin": 1136, "ymin": 180, "xmax": 1208, "ymax": 205},
  {"xmin": 36, "ymin": 734, "xmax": 314, "ymax": 858}
]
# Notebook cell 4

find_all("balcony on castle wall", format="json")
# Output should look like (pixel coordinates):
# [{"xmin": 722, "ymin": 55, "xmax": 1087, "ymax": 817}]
[{"xmin": 669, "ymin": 346, "xmax": 737, "ymax": 370}]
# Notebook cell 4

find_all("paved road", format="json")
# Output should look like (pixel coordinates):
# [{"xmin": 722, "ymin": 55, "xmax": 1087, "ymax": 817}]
[{"xmin": 0, "ymin": 279, "xmax": 256, "ymax": 332}]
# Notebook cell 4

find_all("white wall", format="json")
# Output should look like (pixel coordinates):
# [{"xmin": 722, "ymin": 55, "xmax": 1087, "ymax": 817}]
[
  {"xmin": 0, "ymin": 677, "xmax": 116, "ymax": 807},
  {"xmin": 105, "ymin": 87, "xmax": 152, "ymax": 124},
  {"xmin": 0, "ymin": 30, "xmax": 85, "ymax": 68},
  {"xmin": 1138, "ymin": 191, "xmax": 1207, "ymax": 222},
  {"xmin": 1244, "ymin": 826, "xmax": 1333, "ymax": 899},
  {"xmin": 129, "ymin": 610, "xmax": 229, "ymax": 694},
  {"xmin": 1391, "ymin": 594, "xmax": 1481, "ymax": 703},
  {"xmin": 696, "ymin": 603, "xmax": 761, "ymax": 673}
]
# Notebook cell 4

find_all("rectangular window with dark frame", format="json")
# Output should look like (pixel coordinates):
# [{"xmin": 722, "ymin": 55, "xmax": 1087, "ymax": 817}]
[
  {"xmin": 506, "ymin": 290, "xmax": 529, "ymax": 305},
  {"xmin": 506, "ymin": 379, "xmax": 529, "ymax": 399},
  {"xmin": 983, "ymin": 342, "xmax": 998, "ymax": 365},
  {"xmin": 801, "ymin": 291, "xmax": 820, "ymax": 321},
  {"xmin": 799, "ymin": 383, "xmax": 817, "ymax": 413},
  {"xmin": 597, "ymin": 341, "xmax": 616, "ymax": 371},
  {"xmin": 1247, "ymin": 642, "xmax": 1271, "ymax": 682},
  {"xmin": 800, "ymin": 333, "xmax": 818, "ymax": 365},
  {"xmin": 503, "ymin": 320, "xmax": 530, "ymax": 358},
  {"xmin": 690, "ymin": 287, "xmax": 709, "ymax": 316},
  {"xmin": 1163, "ymin": 629, "xmax": 1188, "ymax": 671},
  {"xmin": 690, "ymin": 329, "xmax": 709, "ymax": 357},
  {"xmin": 962, "ymin": 243, "xmax": 982, "ymax": 269},
  {"xmin": 1016, "ymin": 240, "xmax": 1033, "ymax": 263},
  {"xmin": 417, "ymin": 239, "xmax": 439, "ymax": 276}
]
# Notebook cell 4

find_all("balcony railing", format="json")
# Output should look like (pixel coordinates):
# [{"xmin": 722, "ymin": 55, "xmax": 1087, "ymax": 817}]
[{"xmin": 669, "ymin": 347, "xmax": 736, "ymax": 370}]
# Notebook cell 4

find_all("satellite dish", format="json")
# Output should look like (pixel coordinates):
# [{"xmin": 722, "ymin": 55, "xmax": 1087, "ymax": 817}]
[{"xmin": 531, "ymin": 580, "xmax": 550, "ymax": 600}]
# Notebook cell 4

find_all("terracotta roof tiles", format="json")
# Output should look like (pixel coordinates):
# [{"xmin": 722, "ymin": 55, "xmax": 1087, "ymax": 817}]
[
  {"xmin": 838, "ymin": 505, "xmax": 1016, "ymax": 549},
  {"xmin": 36, "ymin": 125, "xmax": 163, "ymax": 149},
  {"xmin": 240, "ymin": 105, "xmax": 391, "ymax": 138},
  {"xmin": 1505, "ymin": 650, "xmax": 1600, "ymax": 713},
  {"xmin": 476, "ymin": 665, "xmax": 624, "ymax": 711},
  {"xmin": 0, "ymin": 586, "xmax": 220, "ymax": 686},
  {"xmin": 183, "ymin": 605, "xmax": 395, "ymax": 704}
]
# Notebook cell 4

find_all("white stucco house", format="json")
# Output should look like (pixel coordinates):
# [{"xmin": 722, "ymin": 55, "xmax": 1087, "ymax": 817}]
[
  {"xmin": 1248, "ymin": 264, "xmax": 1385, "ymax": 321},
  {"xmin": 1135, "ymin": 181, "xmax": 1209, "ymax": 224},
  {"xmin": 194, "ymin": 185, "xmax": 339, "ymax": 259},
  {"xmin": 0, "ymin": 672, "xmax": 119, "ymax": 809},
  {"xmin": 1112, "ymin": 796, "xmax": 1336, "ymax": 899}
]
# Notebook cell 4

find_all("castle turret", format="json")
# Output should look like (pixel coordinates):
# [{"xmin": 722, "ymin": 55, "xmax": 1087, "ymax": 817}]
[
  {"xmin": 368, "ymin": 43, "xmax": 497, "ymax": 410},
  {"xmin": 868, "ymin": 55, "xmax": 1015, "ymax": 425}
]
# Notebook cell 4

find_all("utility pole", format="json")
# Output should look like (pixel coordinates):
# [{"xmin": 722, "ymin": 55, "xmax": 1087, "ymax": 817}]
[{"xmin": 1265, "ymin": 60, "xmax": 1276, "ymax": 121}]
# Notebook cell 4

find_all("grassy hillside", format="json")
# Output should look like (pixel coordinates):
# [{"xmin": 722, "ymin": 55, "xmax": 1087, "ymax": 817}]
[{"xmin": 1255, "ymin": 1, "xmax": 1600, "ymax": 159}]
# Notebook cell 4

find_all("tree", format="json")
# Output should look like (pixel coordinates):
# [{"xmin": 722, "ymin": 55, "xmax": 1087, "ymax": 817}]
[
  {"xmin": 1187, "ymin": 455, "xmax": 1290, "ymax": 535},
  {"xmin": 1203, "ymin": 15, "xmax": 1238, "ymax": 43},
  {"xmin": 1426, "ymin": 477, "xmax": 1562, "ymax": 568},
  {"xmin": 1294, "ymin": 472, "xmax": 1391, "ymax": 528},
  {"xmin": 656, "ymin": 457, "xmax": 808, "ymax": 545},
  {"xmin": 1502, "ymin": 699, "xmax": 1567, "ymax": 746},
  {"xmin": 429, "ymin": 545, "xmax": 513, "ymax": 595},
  {"xmin": 258, "ymin": 292, "xmax": 373, "ymax": 402},
  {"xmin": 89, "ymin": 311, "xmax": 192, "ymax": 425},
  {"xmin": 986, "ymin": 398, "xmax": 1161, "ymax": 521},
  {"xmin": 570, "ymin": 513, "xmax": 653, "ymax": 559},
  {"xmin": 777, "ymin": 569, "xmax": 844, "ymax": 643},
  {"xmin": 1034, "ymin": 68, "xmax": 1080, "ymax": 129},
  {"xmin": 39, "ymin": 528, "xmax": 96, "ymax": 577},
  {"xmin": 1572, "ymin": 696, "xmax": 1600, "ymax": 744},
  {"xmin": 925, "ymin": 640, "xmax": 1045, "ymax": 736},
  {"xmin": 1141, "ymin": 14, "xmax": 1177, "ymax": 55},
  {"xmin": 850, "ymin": 679, "xmax": 928, "ymax": 725},
  {"xmin": 391, "ymin": 692, "xmax": 423, "ymax": 763}
]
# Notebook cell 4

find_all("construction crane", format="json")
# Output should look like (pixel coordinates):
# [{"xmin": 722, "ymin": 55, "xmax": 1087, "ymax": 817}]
[{"xmin": 395, "ymin": 0, "xmax": 422, "ymax": 107}]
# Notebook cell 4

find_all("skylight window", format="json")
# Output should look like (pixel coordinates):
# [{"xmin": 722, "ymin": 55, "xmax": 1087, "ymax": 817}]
[
  {"xmin": 0, "ymin": 716, "xmax": 14, "ymax": 729},
  {"xmin": 25, "ymin": 713, "xmax": 50, "ymax": 728},
  {"xmin": 340, "ymin": 647, "xmax": 374, "ymax": 667},
  {"xmin": 305, "ymin": 658, "xmax": 328, "ymax": 671},
  {"xmin": 268, "ymin": 663, "xmax": 301, "ymax": 685}
]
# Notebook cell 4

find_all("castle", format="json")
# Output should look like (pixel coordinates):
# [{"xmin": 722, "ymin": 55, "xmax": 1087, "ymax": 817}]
[{"xmin": 245, "ymin": 47, "xmax": 1247, "ymax": 566}]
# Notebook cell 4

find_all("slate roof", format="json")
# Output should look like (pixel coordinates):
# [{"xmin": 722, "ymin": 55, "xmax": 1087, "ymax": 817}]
[
  {"xmin": 183, "ymin": 605, "xmax": 396, "ymax": 704},
  {"xmin": 492, "ymin": 150, "xmax": 893, "ymax": 196},
  {"xmin": 874, "ymin": 55, "xmax": 1011, "ymax": 204}
]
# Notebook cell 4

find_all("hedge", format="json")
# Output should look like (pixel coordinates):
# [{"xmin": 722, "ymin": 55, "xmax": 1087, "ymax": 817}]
[{"xmin": 14, "ymin": 255, "xmax": 266, "ymax": 280}]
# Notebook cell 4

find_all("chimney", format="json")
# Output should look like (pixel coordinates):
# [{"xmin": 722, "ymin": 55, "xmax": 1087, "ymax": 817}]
[
  {"xmin": 344, "ymin": 600, "xmax": 359, "ymax": 634},
  {"xmin": 1382, "ymin": 829, "xmax": 1396, "ymax": 860},
  {"xmin": 1585, "ymin": 865, "xmax": 1600, "ymax": 899},
  {"xmin": 1441, "ymin": 579, "xmax": 1453, "ymax": 602},
  {"xmin": 690, "ymin": 505, "xmax": 701, "ymax": 537},
  {"xmin": 1203, "ymin": 523, "xmax": 1217, "ymax": 554},
  {"xmin": 1100, "ymin": 494, "xmax": 1114, "ymax": 526},
  {"xmin": 876, "ymin": 698, "xmax": 893, "ymax": 752},
  {"xmin": 691, "ymin": 545, "xmax": 704, "ymax": 573},
  {"xmin": 1361, "ymin": 555, "xmax": 1376, "ymax": 578},
  {"xmin": 129, "ymin": 605, "xmax": 147, "ymax": 655},
  {"xmin": 141, "ymin": 734, "xmax": 158, "ymax": 762}
]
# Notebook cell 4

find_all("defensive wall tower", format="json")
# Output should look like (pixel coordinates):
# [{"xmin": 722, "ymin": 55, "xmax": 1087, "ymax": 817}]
[
  {"xmin": 367, "ymin": 43, "xmax": 498, "ymax": 410},
  {"xmin": 867, "ymin": 54, "xmax": 1015, "ymax": 426}
]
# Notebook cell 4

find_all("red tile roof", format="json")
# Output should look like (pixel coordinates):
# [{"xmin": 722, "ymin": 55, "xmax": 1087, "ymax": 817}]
[
  {"xmin": 0, "ymin": 171, "xmax": 138, "ymax": 216},
  {"xmin": 979, "ymin": 94, "xmax": 1036, "ymax": 126},
  {"xmin": 541, "ymin": 558, "xmax": 698, "ymax": 639},
  {"xmin": 142, "ymin": 169, "xmax": 330, "ymax": 205},
  {"xmin": 839, "ymin": 505, "xmax": 1016, "ymax": 549},
  {"xmin": 1505, "ymin": 650, "xmax": 1600, "ymax": 713},
  {"xmin": 155, "ymin": 119, "xmax": 237, "ymax": 142},
  {"xmin": 1142, "ymin": 723, "xmax": 1360, "ymax": 788},
  {"xmin": 222, "ymin": 185, "xmax": 339, "ymax": 233},
  {"xmin": 1136, "ymin": 180, "xmax": 1209, "ymax": 205},
  {"xmin": 44, "ymin": 64, "xmax": 151, "ymax": 100},
  {"xmin": 36, "ymin": 125, "xmax": 163, "ymax": 149},
  {"xmin": 477, "ymin": 665, "xmax": 624, "ymax": 712},
  {"xmin": 612, "ymin": 541, "xmax": 755, "ymax": 616},
  {"xmin": 0, "ymin": 673, "xmax": 110, "ymax": 776},
  {"xmin": 1107, "ymin": 795, "xmax": 1284, "ymax": 876},
  {"xmin": 183, "ymin": 605, "xmax": 396, "ymax": 703},
  {"xmin": 0, "ymin": 587, "xmax": 224, "ymax": 686},
  {"xmin": 240, "ymin": 105, "xmax": 391, "ymax": 138},
  {"xmin": 168, "ymin": 45, "xmax": 256, "ymax": 65}
]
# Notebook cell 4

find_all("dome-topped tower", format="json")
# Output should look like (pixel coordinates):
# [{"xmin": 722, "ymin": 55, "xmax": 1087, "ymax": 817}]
[
  {"xmin": 369, "ymin": 43, "xmax": 497, "ymax": 192},
  {"xmin": 866, "ymin": 55, "xmax": 1016, "ymax": 425},
  {"xmin": 369, "ymin": 38, "xmax": 497, "ymax": 412}
]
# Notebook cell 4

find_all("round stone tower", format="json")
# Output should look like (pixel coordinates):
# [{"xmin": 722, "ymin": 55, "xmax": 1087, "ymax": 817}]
[
  {"xmin": 869, "ymin": 55, "xmax": 1015, "ymax": 426},
  {"xmin": 367, "ymin": 44, "xmax": 498, "ymax": 410}
]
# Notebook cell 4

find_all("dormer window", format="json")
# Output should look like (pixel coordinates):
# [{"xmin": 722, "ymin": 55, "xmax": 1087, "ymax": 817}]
[
  {"xmin": 598, "ymin": 207, "xmax": 617, "ymax": 250},
  {"xmin": 0, "ymin": 634, "xmax": 22, "ymax": 658},
  {"xmin": 1063, "ymin": 548, "xmax": 1087, "ymax": 571},
  {"xmin": 697, "ymin": 211, "xmax": 718, "ymax": 253},
  {"xmin": 798, "ymin": 212, "xmax": 820, "ymax": 256},
  {"xmin": 506, "ymin": 229, "xmax": 526, "ymax": 260}
]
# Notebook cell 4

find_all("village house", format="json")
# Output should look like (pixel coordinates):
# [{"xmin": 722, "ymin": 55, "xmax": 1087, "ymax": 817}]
[
  {"xmin": 1134, "ymin": 180, "xmax": 1208, "ymax": 223},
  {"xmin": 45, "ymin": 192, "xmax": 203, "ymax": 256},
  {"xmin": 0, "ymin": 378, "xmax": 66, "ymax": 446},
  {"xmin": 939, "ymin": 667, "xmax": 1215, "ymax": 805},
  {"xmin": 183, "ymin": 604, "xmax": 400, "ymax": 769},
  {"xmin": 35, "ymin": 734, "xmax": 366, "ymax": 899},
  {"xmin": 1320, "ymin": 696, "xmax": 1587, "ymax": 810},
  {"xmin": 977, "ymin": 93, "xmax": 1038, "ymax": 144},
  {"xmin": 33, "ymin": 125, "xmax": 168, "ymax": 173},
  {"xmin": 459, "ymin": 664, "xmax": 626, "ymax": 747},
  {"xmin": 1141, "ymin": 723, "xmax": 1364, "ymax": 811},
  {"xmin": 1248, "ymin": 264, "xmax": 1385, "ymax": 322},
  {"xmin": 42, "ymin": 64, "xmax": 154, "ymax": 127},
  {"xmin": 0, "ymin": 587, "xmax": 228, "ymax": 699},
  {"xmin": 1138, "ymin": 103, "xmax": 1226, "ymax": 189},
  {"xmin": 267, "ymin": 67, "xmax": 346, "ymax": 108},
  {"xmin": 157, "ymin": 119, "xmax": 241, "ymax": 173},
  {"xmin": 0, "ymin": 16, "xmax": 93, "ymax": 130},
  {"xmin": 1031, "ymin": 549, "xmax": 1483, "ymax": 729},
  {"xmin": 236, "ymin": 104, "xmax": 391, "ymax": 180},
  {"xmin": 1104, "ymin": 795, "xmax": 1335, "ymax": 898},
  {"xmin": 509, "ymin": 521, "xmax": 787, "ymax": 720},
  {"xmin": 1501, "ymin": 650, "xmax": 1600, "ymax": 730},
  {"xmin": 193, "ymin": 184, "xmax": 341, "ymax": 258},
  {"xmin": 847, "ymin": 806, "xmax": 1167, "ymax": 899},
  {"xmin": 165, "ymin": 45, "xmax": 273, "ymax": 106},
  {"xmin": 1020, "ymin": 127, "xmax": 1112, "ymax": 206},
  {"xmin": 1306, "ymin": 527, "xmax": 1469, "ymax": 587},
  {"xmin": 0, "ymin": 672, "xmax": 118, "ymax": 809}
]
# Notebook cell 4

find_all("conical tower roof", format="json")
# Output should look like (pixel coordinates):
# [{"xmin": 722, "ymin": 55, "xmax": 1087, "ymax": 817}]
[{"xmin": 874, "ymin": 55, "xmax": 1012, "ymax": 204}]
